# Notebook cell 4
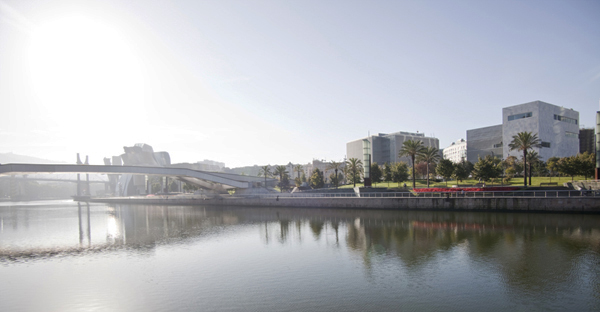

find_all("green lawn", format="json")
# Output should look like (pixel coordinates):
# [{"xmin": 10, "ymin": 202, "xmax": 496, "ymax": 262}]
[{"xmin": 338, "ymin": 176, "xmax": 586, "ymax": 189}]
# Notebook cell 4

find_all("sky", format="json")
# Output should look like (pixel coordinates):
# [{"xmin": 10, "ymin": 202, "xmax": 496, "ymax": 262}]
[{"xmin": 1, "ymin": 0, "xmax": 599, "ymax": 168}]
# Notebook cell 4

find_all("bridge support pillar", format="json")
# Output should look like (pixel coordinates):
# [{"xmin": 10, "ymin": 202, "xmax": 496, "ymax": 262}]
[
  {"xmin": 77, "ymin": 174, "xmax": 82, "ymax": 196},
  {"xmin": 86, "ymin": 174, "xmax": 90, "ymax": 196},
  {"xmin": 9, "ymin": 175, "xmax": 19, "ymax": 199}
]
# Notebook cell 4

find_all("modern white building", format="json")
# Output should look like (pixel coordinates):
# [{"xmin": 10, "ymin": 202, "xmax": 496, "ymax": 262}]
[
  {"xmin": 466, "ymin": 100, "xmax": 580, "ymax": 163},
  {"xmin": 347, "ymin": 131, "xmax": 439, "ymax": 165},
  {"xmin": 502, "ymin": 101, "xmax": 579, "ymax": 160},
  {"xmin": 443, "ymin": 139, "xmax": 467, "ymax": 163},
  {"xmin": 466, "ymin": 125, "xmax": 503, "ymax": 163}
]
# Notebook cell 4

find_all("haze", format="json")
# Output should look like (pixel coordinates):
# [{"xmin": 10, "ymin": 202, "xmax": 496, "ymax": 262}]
[{"xmin": 1, "ymin": 0, "xmax": 599, "ymax": 167}]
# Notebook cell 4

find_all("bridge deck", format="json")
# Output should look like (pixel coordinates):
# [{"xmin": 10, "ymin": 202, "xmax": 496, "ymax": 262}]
[{"xmin": 0, "ymin": 164, "xmax": 274, "ymax": 189}]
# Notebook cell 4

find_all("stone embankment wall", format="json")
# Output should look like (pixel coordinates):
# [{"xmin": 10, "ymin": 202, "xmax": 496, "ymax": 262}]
[
  {"xmin": 89, "ymin": 196, "xmax": 600, "ymax": 213},
  {"xmin": 576, "ymin": 180, "xmax": 600, "ymax": 190}
]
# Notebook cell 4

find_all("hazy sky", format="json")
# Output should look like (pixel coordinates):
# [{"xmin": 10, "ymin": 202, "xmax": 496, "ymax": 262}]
[{"xmin": 1, "ymin": 0, "xmax": 599, "ymax": 167}]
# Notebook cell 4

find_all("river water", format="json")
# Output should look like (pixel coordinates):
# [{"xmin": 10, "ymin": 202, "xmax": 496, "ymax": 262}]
[{"xmin": 1, "ymin": 200, "xmax": 599, "ymax": 311}]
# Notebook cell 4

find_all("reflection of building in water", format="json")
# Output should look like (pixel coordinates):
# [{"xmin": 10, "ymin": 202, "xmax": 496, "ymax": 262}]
[
  {"xmin": 104, "ymin": 205, "xmax": 253, "ymax": 247},
  {"xmin": 3, "ymin": 204, "xmax": 600, "ymax": 295}
]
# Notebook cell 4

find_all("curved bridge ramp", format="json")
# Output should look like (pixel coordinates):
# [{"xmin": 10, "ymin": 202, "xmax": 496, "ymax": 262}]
[{"xmin": 0, "ymin": 164, "xmax": 275, "ymax": 190}]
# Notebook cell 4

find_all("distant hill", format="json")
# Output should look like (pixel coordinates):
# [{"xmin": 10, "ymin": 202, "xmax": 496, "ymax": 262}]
[{"xmin": 0, "ymin": 152, "xmax": 68, "ymax": 164}]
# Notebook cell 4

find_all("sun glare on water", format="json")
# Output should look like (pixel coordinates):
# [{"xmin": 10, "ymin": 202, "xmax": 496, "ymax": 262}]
[{"xmin": 27, "ymin": 14, "xmax": 145, "ymax": 120}]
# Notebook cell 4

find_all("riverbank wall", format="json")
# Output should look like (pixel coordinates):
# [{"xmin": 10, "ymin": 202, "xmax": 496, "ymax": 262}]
[{"xmin": 85, "ymin": 196, "xmax": 600, "ymax": 213}]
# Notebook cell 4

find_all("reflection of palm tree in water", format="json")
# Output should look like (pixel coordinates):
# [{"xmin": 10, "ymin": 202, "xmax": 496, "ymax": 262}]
[
  {"xmin": 278, "ymin": 219, "xmax": 290, "ymax": 243},
  {"xmin": 309, "ymin": 219, "xmax": 324, "ymax": 240},
  {"xmin": 331, "ymin": 220, "xmax": 339, "ymax": 245},
  {"xmin": 264, "ymin": 221, "xmax": 268, "ymax": 244}
]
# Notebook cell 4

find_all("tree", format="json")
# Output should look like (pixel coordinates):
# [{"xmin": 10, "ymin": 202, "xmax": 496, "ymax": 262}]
[
  {"xmin": 168, "ymin": 179, "xmax": 179, "ymax": 192},
  {"xmin": 399, "ymin": 140, "xmax": 425, "ymax": 188},
  {"xmin": 183, "ymin": 182, "xmax": 199, "ymax": 193},
  {"xmin": 258, "ymin": 165, "xmax": 272, "ymax": 189},
  {"xmin": 309, "ymin": 168, "xmax": 324, "ymax": 189},
  {"xmin": 415, "ymin": 162, "xmax": 429, "ymax": 179},
  {"xmin": 436, "ymin": 159, "xmax": 455, "ymax": 186},
  {"xmin": 294, "ymin": 165, "xmax": 304, "ymax": 180},
  {"xmin": 281, "ymin": 173, "xmax": 290, "ymax": 190},
  {"xmin": 503, "ymin": 156, "xmax": 523, "ymax": 176},
  {"xmin": 370, "ymin": 162, "xmax": 383, "ymax": 185},
  {"xmin": 383, "ymin": 162, "xmax": 393, "ymax": 187},
  {"xmin": 525, "ymin": 150, "xmax": 541, "ymax": 186},
  {"xmin": 273, "ymin": 165, "xmax": 289, "ymax": 192},
  {"xmin": 149, "ymin": 176, "xmax": 162, "ymax": 193},
  {"xmin": 326, "ymin": 161, "xmax": 344, "ymax": 189},
  {"xmin": 329, "ymin": 172, "xmax": 343, "ymax": 188},
  {"xmin": 417, "ymin": 146, "xmax": 441, "ymax": 187},
  {"xmin": 453, "ymin": 159, "xmax": 473, "ymax": 183},
  {"xmin": 533, "ymin": 159, "xmax": 548, "ymax": 178},
  {"xmin": 472, "ymin": 155, "xmax": 502, "ymax": 183},
  {"xmin": 508, "ymin": 132, "xmax": 541, "ymax": 186},
  {"xmin": 504, "ymin": 167, "xmax": 515, "ymax": 184},
  {"xmin": 546, "ymin": 156, "xmax": 560, "ymax": 182},
  {"xmin": 557, "ymin": 156, "xmax": 579, "ymax": 181},
  {"xmin": 576, "ymin": 152, "xmax": 595, "ymax": 179},
  {"xmin": 346, "ymin": 158, "xmax": 363, "ymax": 187},
  {"xmin": 392, "ymin": 162, "xmax": 409, "ymax": 187}
]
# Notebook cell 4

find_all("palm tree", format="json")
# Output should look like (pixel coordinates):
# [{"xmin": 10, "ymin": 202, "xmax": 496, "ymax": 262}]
[
  {"xmin": 345, "ymin": 158, "xmax": 363, "ymax": 187},
  {"xmin": 508, "ymin": 131, "xmax": 541, "ymax": 187},
  {"xmin": 273, "ymin": 165, "xmax": 288, "ymax": 192},
  {"xmin": 417, "ymin": 146, "xmax": 441, "ymax": 187},
  {"xmin": 526, "ymin": 150, "xmax": 541, "ymax": 186},
  {"xmin": 294, "ymin": 165, "xmax": 303, "ymax": 179},
  {"xmin": 399, "ymin": 140, "xmax": 425, "ymax": 188},
  {"xmin": 326, "ymin": 161, "xmax": 344, "ymax": 189},
  {"xmin": 258, "ymin": 165, "xmax": 272, "ymax": 189}
]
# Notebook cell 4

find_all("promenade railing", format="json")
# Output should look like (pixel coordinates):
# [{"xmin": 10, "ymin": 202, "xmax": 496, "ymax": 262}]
[{"xmin": 248, "ymin": 190, "xmax": 600, "ymax": 199}]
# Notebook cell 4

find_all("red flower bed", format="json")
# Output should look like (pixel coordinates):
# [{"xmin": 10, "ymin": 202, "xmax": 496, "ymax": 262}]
[{"xmin": 413, "ymin": 187, "xmax": 520, "ymax": 193}]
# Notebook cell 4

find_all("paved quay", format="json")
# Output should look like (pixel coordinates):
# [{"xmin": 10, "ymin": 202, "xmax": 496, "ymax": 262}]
[{"xmin": 81, "ymin": 193, "xmax": 600, "ymax": 213}]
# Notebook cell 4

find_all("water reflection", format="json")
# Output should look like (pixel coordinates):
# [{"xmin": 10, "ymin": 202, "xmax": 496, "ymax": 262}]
[
  {"xmin": 1, "ymin": 203, "xmax": 599, "ymax": 311},
  {"xmin": 2, "ymin": 205, "xmax": 599, "ymax": 256}
]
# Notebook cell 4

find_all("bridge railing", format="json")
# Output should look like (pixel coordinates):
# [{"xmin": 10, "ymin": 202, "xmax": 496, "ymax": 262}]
[{"xmin": 246, "ymin": 190, "xmax": 600, "ymax": 199}]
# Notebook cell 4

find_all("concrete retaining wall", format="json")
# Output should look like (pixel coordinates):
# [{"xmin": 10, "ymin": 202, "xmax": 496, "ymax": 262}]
[{"xmin": 87, "ymin": 196, "xmax": 600, "ymax": 213}]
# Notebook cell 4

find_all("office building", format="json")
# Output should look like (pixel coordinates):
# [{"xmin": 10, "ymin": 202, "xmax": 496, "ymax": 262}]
[
  {"xmin": 466, "ymin": 100, "xmax": 580, "ymax": 162},
  {"xmin": 502, "ymin": 101, "xmax": 579, "ymax": 160},
  {"xmin": 466, "ymin": 125, "xmax": 503, "ymax": 163},
  {"xmin": 347, "ymin": 131, "xmax": 439, "ymax": 165},
  {"xmin": 443, "ymin": 139, "xmax": 467, "ymax": 163},
  {"xmin": 579, "ymin": 128, "xmax": 595, "ymax": 154}
]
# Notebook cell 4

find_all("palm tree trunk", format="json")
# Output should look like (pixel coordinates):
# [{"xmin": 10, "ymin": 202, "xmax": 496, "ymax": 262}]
[
  {"xmin": 523, "ymin": 151, "xmax": 527, "ymax": 187},
  {"xmin": 528, "ymin": 163, "xmax": 532, "ymax": 186},
  {"xmin": 411, "ymin": 156, "xmax": 416, "ymax": 189},
  {"xmin": 426, "ymin": 161, "xmax": 430, "ymax": 187},
  {"xmin": 335, "ymin": 169, "xmax": 338, "ymax": 189}
]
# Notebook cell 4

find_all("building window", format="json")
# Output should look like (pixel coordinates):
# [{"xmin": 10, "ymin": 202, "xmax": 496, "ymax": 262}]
[
  {"xmin": 554, "ymin": 114, "xmax": 578, "ymax": 125},
  {"xmin": 541, "ymin": 142, "xmax": 551, "ymax": 148},
  {"xmin": 566, "ymin": 131, "xmax": 578, "ymax": 138},
  {"xmin": 508, "ymin": 112, "xmax": 532, "ymax": 121}
]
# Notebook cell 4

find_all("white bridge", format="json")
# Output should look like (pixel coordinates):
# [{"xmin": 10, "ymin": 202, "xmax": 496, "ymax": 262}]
[{"xmin": 0, "ymin": 163, "xmax": 275, "ymax": 191}]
